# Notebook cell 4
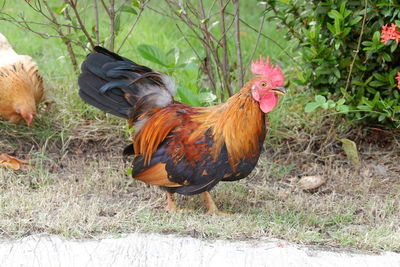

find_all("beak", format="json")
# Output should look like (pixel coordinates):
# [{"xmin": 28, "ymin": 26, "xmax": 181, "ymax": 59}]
[
  {"xmin": 23, "ymin": 113, "xmax": 34, "ymax": 127},
  {"xmin": 272, "ymin": 86, "xmax": 286, "ymax": 95}
]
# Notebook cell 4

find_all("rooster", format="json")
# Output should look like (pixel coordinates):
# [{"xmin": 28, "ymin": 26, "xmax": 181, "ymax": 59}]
[
  {"xmin": 0, "ymin": 33, "xmax": 44, "ymax": 127},
  {"xmin": 78, "ymin": 46, "xmax": 285, "ymax": 214}
]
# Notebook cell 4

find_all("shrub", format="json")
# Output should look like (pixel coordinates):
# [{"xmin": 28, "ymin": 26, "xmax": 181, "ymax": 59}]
[{"xmin": 265, "ymin": 0, "xmax": 400, "ymax": 127}]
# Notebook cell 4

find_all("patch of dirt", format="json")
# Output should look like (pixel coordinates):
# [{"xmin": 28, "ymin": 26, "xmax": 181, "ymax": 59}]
[{"xmin": 0, "ymin": 122, "xmax": 399, "ymax": 251}]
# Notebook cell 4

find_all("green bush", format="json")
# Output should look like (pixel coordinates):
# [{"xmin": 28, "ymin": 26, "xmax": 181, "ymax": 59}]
[{"xmin": 265, "ymin": 0, "xmax": 400, "ymax": 127}]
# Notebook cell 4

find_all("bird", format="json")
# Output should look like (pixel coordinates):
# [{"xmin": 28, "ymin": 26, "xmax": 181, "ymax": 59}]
[
  {"xmin": 78, "ymin": 46, "xmax": 285, "ymax": 214},
  {"xmin": 0, "ymin": 33, "xmax": 44, "ymax": 127}
]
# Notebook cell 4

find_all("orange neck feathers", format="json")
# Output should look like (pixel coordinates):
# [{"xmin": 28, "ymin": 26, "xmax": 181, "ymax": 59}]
[{"xmin": 192, "ymin": 82, "xmax": 266, "ymax": 169}]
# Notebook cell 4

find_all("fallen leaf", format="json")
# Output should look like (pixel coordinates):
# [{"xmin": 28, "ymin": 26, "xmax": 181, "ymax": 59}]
[
  {"xmin": 0, "ymin": 153, "xmax": 29, "ymax": 170},
  {"xmin": 340, "ymin": 138, "xmax": 361, "ymax": 166},
  {"xmin": 298, "ymin": 175, "xmax": 327, "ymax": 191}
]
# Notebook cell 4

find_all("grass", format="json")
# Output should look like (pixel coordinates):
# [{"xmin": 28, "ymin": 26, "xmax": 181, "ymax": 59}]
[{"xmin": 1, "ymin": 1, "xmax": 400, "ymax": 253}]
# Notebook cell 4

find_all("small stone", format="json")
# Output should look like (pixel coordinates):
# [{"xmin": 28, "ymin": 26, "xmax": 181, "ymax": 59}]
[
  {"xmin": 298, "ymin": 176, "xmax": 327, "ymax": 191},
  {"xmin": 372, "ymin": 164, "xmax": 387, "ymax": 176}
]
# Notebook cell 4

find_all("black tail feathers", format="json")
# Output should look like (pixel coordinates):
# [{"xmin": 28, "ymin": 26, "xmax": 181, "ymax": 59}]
[{"xmin": 78, "ymin": 46, "xmax": 175, "ymax": 120}]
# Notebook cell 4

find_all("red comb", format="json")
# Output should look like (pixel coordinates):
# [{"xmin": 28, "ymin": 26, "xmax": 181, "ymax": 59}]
[{"xmin": 251, "ymin": 56, "xmax": 285, "ymax": 86}]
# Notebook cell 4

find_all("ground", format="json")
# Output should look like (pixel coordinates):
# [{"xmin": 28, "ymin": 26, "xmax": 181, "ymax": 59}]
[{"xmin": 1, "ymin": 110, "xmax": 399, "ymax": 252}]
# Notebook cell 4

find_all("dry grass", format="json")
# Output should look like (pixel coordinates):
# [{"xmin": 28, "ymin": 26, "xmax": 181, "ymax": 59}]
[{"xmin": 1, "ymin": 107, "xmax": 399, "ymax": 252}]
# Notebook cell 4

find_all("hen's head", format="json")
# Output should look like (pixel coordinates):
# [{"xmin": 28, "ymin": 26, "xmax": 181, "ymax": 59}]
[
  {"xmin": 14, "ymin": 101, "xmax": 36, "ymax": 127},
  {"xmin": 250, "ymin": 56, "xmax": 285, "ymax": 113}
]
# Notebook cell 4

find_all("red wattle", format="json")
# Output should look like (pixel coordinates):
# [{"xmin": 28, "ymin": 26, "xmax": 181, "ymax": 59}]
[{"xmin": 259, "ymin": 92, "xmax": 278, "ymax": 113}]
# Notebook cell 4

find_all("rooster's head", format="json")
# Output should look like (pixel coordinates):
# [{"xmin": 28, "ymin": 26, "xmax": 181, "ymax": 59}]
[{"xmin": 250, "ymin": 56, "xmax": 285, "ymax": 113}]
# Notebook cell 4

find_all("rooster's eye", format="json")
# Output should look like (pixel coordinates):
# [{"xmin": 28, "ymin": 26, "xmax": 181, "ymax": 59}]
[{"xmin": 260, "ymin": 82, "xmax": 267, "ymax": 87}]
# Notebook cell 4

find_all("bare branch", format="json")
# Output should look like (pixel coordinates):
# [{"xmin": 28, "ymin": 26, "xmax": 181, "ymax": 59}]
[
  {"xmin": 198, "ymin": 0, "xmax": 217, "ymax": 94},
  {"xmin": 93, "ymin": 0, "xmax": 100, "ymax": 45},
  {"xmin": 345, "ymin": 0, "xmax": 368, "ymax": 93},
  {"xmin": 117, "ymin": 0, "xmax": 151, "ymax": 53},
  {"xmin": 67, "ymin": 0, "xmax": 96, "ymax": 48},
  {"xmin": 218, "ymin": 0, "xmax": 233, "ymax": 96},
  {"xmin": 108, "ymin": 0, "xmax": 115, "ymax": 51},
  {"xmin": 233, "ymin": 0, "xmax": 243, "ymax": 86},
  {"xmin": 43, "ymin": 1, "xmax": 79, "ymax": 71},
  {"xmin": 100, "ymin": 0, "xmax": 111, "ymax": 16},
  {"xmin": 226, "ymin": 11, "xmax": 300, "ymax": 66},
  {"xmin": 244, "ymin": 6, "xmax": 267, "ymax": 77},
  {"xmin": 62, "ymin": 6, "xmax": 79, "ymax": 71}
]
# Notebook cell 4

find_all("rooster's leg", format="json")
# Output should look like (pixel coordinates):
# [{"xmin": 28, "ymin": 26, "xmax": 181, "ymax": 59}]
[
  {"xmin": 165, "ymin": 192, "xmax": 177, "ymax": 212},
  {"xmin": 201, "ymin": 191, "xmax": 232, "ymax": 215},
  {"xmin": 201, "ymin": 191, "xmax": 219, "ymax": 214}
]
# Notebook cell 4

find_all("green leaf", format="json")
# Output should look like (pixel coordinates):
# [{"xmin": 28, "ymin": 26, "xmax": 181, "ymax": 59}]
[
  {"xmin": 304, "ymin": 102, "xmax": 320, "ymax": 113},
  {"xmin": 327, "ymin": 23, "xmax": 336, "ymax": 34},
  {"xmin": 337, "ymin": 98, "xmax": 346, "ymax": 105},
  {"xmin": 342, "ymin": 27, "xmax": 351, "ymax": 37},
  {"xmin": 315, "ymin": 95, "xmax": 326, "ymax": 104},
  {"xmin": 115, "ymin": 13, "xmax": 121, "ymax": 34},
  {"xmin": 321, "ymin": 102, "xmax": 329, "ymax": 109},
  {"xmin": 177, "ymin": 87, "xmax": 201, "ymax": 106},
  {"xmin": 343, "ymin": 10, "xmax": 351, "ymax": 19},
  {"xmin": 327, "ymin": 99, "xmax": 336, "ymax": 108},
  {"xmin": 328, "ymin": 10, "xmax": 343, "ymax": 20},
  {"xmin": 132, "ymin": 0, "xmax": 140, "ymax": 8},
  {"xmin": 339, "ymin": 2, "xmax": 346, "ymax": 16},
  {"xmin": 357, "ymin": 105, "xmax": 372, "ymax": 111},
  {"xmin": 54, "ymin": 3, "xmax": 68, "ymax": 15},
  {"xmin": 349, "ymin": 16, "xmax": 362, "ymax": 26},
  {"xmin": 336, "ymin": 105, "xmax": 349, "ymax": 113},
  {"xmin": 334, "ymin": 18, "xmax": 341, "ymax": 34},
  {"xmin": 381, "ymin": 52, "xmax": 392, "ymax": 62},
  {"xmin": 199, "ymin": 92, "xmax": 217, "ymax": 104},
  {"xmin": 120, "ymin": 5, "xmax": 138, "ymax": 14},
  {"xmin": 362, "ymin": 41, "xmax": 373, "ymax": 47},
  {"xmin": 137, "ymin": 44, "xmax": 168, "ymax": 67},
  {"xmin": 369, "ymin": 80, "xmax": 386, "ymax": 87},
  {"xmin": 373, "ymin": 73, "xmax": 388, "ymax": 82},
  {"xmin": 390, "ymin": 42, "xmax": 398, "ymax": 53},
  {"xmin": 126, "ymin": 168, "xmax": 133, "ymax": 176},
  {"xmin": 333, "ymin": 68, "xmax": 341, "ymax": 78},
  {"xmin": 372, "ymin": 31, "xmax": 381, "ymax": 44},
  {"xmin": 340, "ymin": 138, "xmax": 361, "ymax": 166}
]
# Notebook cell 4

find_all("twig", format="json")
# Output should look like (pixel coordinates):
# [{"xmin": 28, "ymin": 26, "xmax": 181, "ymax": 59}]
[
  {"xmin": 197, "ymin": 0, "xmax": 217, "ymax": 94},
  {"xmin": 93, "ymin": 0, "xmax": 100, "ymax": 45},
  {"xmin": 43, "ymin": 1, "xmax": 79, "ymax": 71},
  {"xmin": 108, "ymin": 0, "xmax": 115, "ymax": 51},
  {"xmin": 67, "ymin": 0, "xmax": 96, "ymax": 48},
  {"xmin": 117, "ymin": 0, "xmax": 151, "ymax": 53},
  {"xmin": 244, "ymin": 6, "xmax": 267, "ymax": 77},
  {"xmin": 344, "ymin": 0, "xmax": 368, "ymax": 93},
  {"xmin": 175, "ymin": 24, "xmax": 202, "ymax": 61},
  {"xmin": 62, "ymin": 7, "xmax": 79, "ymax": 71},
  {"xmin": 226, "ymin": 11, "xmax": 300, "ymax": 66},
  {"xmin": 147, "ymin": 5, "xmax": 175, "ymax": 19},
  {"xmin": 165, "ymin": 0, "xmax": 225, "ymax": 93},
  {"xmin": 217, "ymin": 0, "xmax": 233, "ymax": 97},
  {"xmin": 233, "ymin": 0, "xmax": 243, "ymax": 87},
  {"xmin": 0, "ymin": 17, "xmax": 80, "ymax": 29},
  {"xmin": 100, "ymin": 0, "xmax": 110, "ymax": 16}
]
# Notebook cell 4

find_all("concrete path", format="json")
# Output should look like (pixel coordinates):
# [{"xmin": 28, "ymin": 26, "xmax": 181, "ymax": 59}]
[{"xmin": 0, "ymin": 233, "xmax": 399, "ymax": 267}]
